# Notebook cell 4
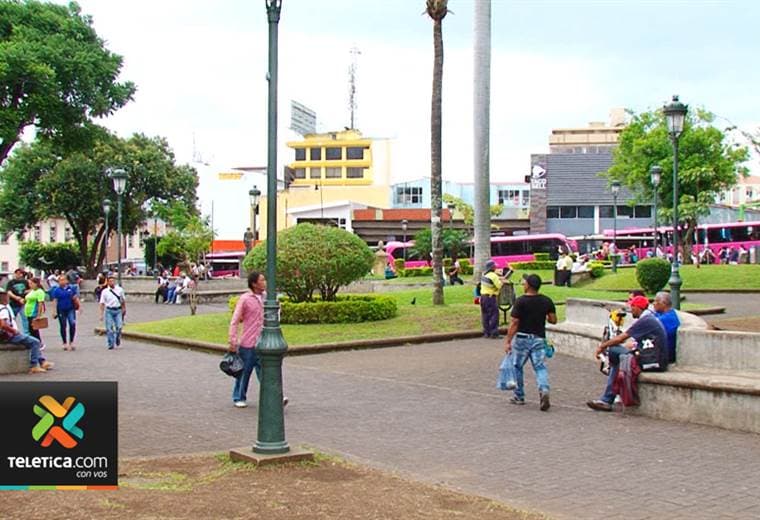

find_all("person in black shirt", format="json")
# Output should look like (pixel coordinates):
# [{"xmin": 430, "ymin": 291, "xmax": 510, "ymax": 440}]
[{"xmin": 504, "ymin": 274, "xmax": 557, "ymax": 411}]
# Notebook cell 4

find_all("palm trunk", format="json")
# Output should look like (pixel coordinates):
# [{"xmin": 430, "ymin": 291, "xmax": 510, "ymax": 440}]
[
  {"xmin": 430, "ymin": 17, "xmax": 445, "ymax": 305},
  {"xmin": 472, "ymin": 0, "xmax": 492, "ymax": 281}
]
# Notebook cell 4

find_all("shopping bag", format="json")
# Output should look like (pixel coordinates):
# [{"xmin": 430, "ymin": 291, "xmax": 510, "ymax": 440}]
[
  {"xmin": 219, "ymin": 352, "xmax": 244, "ymax": 377},
  {"xmin": 496, "ymin": 352, "xmax": 517, "ymax": 391}
]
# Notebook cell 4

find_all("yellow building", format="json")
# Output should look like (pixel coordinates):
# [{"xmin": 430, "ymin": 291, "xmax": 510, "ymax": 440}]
[{"xmin": 258, "ymin": 129, "xmax": 392, "ymax": 239}]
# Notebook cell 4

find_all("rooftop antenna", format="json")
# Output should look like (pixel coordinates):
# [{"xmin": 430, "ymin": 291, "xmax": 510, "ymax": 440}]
[
  {"xmin": 192, "ymin": 132, "xmax": 210, "ymax": 166},
  {"xmin": 348, "ymin": 46, "xmax": 361, "ymax": 129}
]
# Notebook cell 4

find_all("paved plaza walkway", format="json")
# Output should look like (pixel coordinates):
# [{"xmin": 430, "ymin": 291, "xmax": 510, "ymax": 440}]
[{"xmin": 3, "ymin": 301, "xmax": 759, "ymax": 519}]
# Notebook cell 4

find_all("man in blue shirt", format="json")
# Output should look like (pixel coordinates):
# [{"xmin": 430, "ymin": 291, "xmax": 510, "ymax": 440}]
[
  {"xmin": 653, "ymin": 291, "xmax": 680, "ymax": 363},
  {"xmin": 49, "ymin": 275, "xmax": 79, "ymax": 351}
]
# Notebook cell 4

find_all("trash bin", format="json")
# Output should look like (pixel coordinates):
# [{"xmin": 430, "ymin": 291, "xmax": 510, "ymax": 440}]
[{"xmin": 751, "ymin": 246, "xmax": 758, "ymax": 264}]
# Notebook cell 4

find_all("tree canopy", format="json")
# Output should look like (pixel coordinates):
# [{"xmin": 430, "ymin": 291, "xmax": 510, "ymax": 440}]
[
  {"xmin": 606, "ymin": 106, "xmax": 749, "ymax": 256},
  {"xmin": 155, "ymin": 201, "xmax": 213, "ymax": 267},
  {"xmin": 0, "ymin": 0, "xmax": 135, "ymax": 165},
  {"xmin": 0, "ymin": 127, "xmax": 198, "ymax": 274}
]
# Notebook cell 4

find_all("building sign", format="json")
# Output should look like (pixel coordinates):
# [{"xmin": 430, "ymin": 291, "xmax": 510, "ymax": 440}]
[
  {"xmin": 218, "ymin": 172, "xmax": 245, "ymax": 181},
  {"xmin": 0, "ymin": 382, "xmax": 118, "ymax": 489},
  {"xmin": 290, "ymin": 100, "xmax": 317, "ymax": 136},
  {"xmin": 530, "ymin": 162, "xmax": 547, "ymax": 190}
]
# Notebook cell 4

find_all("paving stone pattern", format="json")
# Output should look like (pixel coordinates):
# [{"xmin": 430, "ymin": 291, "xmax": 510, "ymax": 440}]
[{"xmin": 2, "ymin": 301, "xmax": 759, "ymax": 520}]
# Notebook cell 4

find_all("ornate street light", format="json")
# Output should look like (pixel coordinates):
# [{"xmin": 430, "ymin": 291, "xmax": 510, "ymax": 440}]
[
  {"xmin": 103, "ymin": 199, "xmax": 111, "ymax": 268},
  {"xmin": 107, "ymin": 168, "xmax": 128, "ymax": 285},
  {"xmin": 253, "ymin": 0, "xmax": 289, "ymax": 456},
  {"xmin": 650, "ymin": 165, "xmax": 662, "ymax": 256},
  {"xmin": 663, "ymin": 95, "xmax": 688, "ymax": 309},
  {"xmin": 446, "ymin": 203, "xmax": 456, "ymax": 231},
  {"xmin": 610, "ymin": 180, "xmax": 621, "ymax": 273},
  {"xmin": 401, "ymin": 219, "xmax": 408, "ymax": 262},
  {"xmin": 249, "ymin": 185, "xmax": 262, "ymax": 242}
]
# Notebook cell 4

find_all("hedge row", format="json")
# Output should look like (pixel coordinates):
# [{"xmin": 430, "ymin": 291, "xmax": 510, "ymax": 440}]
[
  {"xmin": 508, "ymin": 260, "xmax": 556, "ymax": 271},
  {"xmin": 393, "ymin": 258, "xmax": 474, "ymax": 276},
  {"xmin": 228, "ymin": 294, "xmax": 398, "ymax": 324}
]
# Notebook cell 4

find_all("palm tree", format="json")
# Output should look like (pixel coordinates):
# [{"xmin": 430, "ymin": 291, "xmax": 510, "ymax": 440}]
[
  {"xmin": 426, "ymin": 0, "xmax": 448, "ymax": 305},
  {"xmin": 472, "ymin": 0, "xmax": 491, "ymax": 282}
]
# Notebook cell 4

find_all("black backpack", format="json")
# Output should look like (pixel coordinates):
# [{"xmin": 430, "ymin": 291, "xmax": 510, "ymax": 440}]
[{"xmin": 634, "ymin": 337, "xmax": 668, "ymax": 372}]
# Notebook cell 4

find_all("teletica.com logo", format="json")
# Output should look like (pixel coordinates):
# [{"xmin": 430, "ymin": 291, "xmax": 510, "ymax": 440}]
[{"xmin": 32, "ymin": 396, "xmax": 85, "ymax": 448}]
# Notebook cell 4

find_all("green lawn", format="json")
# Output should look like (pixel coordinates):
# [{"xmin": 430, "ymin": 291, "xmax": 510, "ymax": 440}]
[
  {"xmin": 582, "ymin": 264, "xmax": 760, "ymax": 292},
  {"xmin": 127, "ymin": 283, "xmax": 637, "ymax": 347}
]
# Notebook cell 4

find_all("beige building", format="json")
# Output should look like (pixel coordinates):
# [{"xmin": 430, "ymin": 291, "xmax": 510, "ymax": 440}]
[
  {"xmin": 717, "ymin": 175, "xmax": 760, "ymax": 207},
  {"xmin": 548, "ymin": 108, "xmax": 626, "ymax": 153}
]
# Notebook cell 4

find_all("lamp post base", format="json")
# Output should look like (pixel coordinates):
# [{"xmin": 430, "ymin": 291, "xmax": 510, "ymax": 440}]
[
  {"xmin": 230, "ymin": 446, "xmax": 313, "ymax": 467},
  {"xmin": 669, "ymin": 267, "xmax": 682, "ymax": 310}
]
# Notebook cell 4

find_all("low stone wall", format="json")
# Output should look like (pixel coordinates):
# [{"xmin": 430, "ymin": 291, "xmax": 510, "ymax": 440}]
[
  {"xmin": 0, "ymin": 344, "xmax": 29, "ymax": 375},
  {"xmin": 80, "ymin": 277, "xmax": 246, "ymax": 302}
]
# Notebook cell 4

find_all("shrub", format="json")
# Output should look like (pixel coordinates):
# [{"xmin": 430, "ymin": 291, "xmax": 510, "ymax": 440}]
[
  {"xmin": 393, "ymin": 258, "xmax": 406, "ymax": 274},
  {"xmin": 458, "ymin": 258, "xmax": 473, "ymax": 275},
  {"xmin": 19, "ymin": 241, "xmax": 79, "ymax": 271},
  {"xmin": 509, "ymin": 260, "xmax": 556, "ymax": 271},
  {"xmin": 443, "ymin": 257, "xmax": 452, "ymax": 269},
  {"xmin": 243, "ymin": 223, "xmax": 374, "ymax": 302},
  {"xmin": 401, "ymin": 266, "xmax": 433, "ymax": 277},
  {"xmin": 534, "ymin": 252, "xmax": 550, "ymax": 262},
  {"xmin": 229, "ymin": 294, "xmax": 397, "ymax": 324},
  {"xmin": 589, "ymin": 262, "xmax": 605, "ymax": 278},
  {"xmin": 636, "ymin": 258, "xmax": 671, "ymax": 293}
]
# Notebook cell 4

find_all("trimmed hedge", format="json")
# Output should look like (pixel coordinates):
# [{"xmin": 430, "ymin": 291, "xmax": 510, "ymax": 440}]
[
  {"xmin": 589, "ymin": 261, "xmax": 605, "ymax": 278},
  {"xmin": 534, "ymin": 252, "xmax": 550, "ymax": 262},
  {"xmin": 394, "ymin": 258, "xmax": 406, "ymax": 273},
  {"xmin": 458, "ymin": 258, "xmax": 473, "ymax": 275},
  {"xmin": 509, "ymin": 260, "xmax": 556, "ymax": 271},
  {"xmin": 401, "ymin": 266, "xmax": 433, "ymax": 277},
  {"xmin": 228, "ymin": 294, "xmax": 398, "ymax": 324},
  {"xmin": 636, "ymin": 258, "xmax": 670, "ymax": 293}
]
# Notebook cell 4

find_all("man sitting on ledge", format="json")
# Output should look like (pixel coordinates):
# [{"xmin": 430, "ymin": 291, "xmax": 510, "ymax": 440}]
[{"xmin": 587, "ymin": 295, "xmax": 668, "ymax": 412}]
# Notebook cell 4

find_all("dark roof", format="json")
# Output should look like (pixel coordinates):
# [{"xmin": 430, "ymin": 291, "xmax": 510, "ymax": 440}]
[{"xmin": 546, "ymin": 152, "xmax": 637, "ymax": 205}]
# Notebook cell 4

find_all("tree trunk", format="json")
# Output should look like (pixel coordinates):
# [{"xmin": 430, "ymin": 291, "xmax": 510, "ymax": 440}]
[
  {"xmin": 682, "ymin": 219, "xmax": 697, "ymax": 264},
  {"xmin": 430, "ymin": 18, "xmax": 445, "ymax": 305},
  {"xmin": 472, "ymin": 0, "xmax": 492, "ymax": 282}
]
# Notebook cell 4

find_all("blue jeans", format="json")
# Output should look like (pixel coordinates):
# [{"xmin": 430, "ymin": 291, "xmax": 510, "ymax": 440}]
[
  {"xmin": 166, "ymin": 287, "xmax": 176, "ymax": 303},
  {"xmin": 12, "ymin": 306, "xmax": 28, "ymax": 335},
  {"xmin": 599, "ymin": 345, "xmax": 629, "ymax": 404},
  {"xmin": 9, "ymin": 333, "xmax": 42, "ymax": 366},
  {"xmin": 511, "ymin": 335, "xmax": 550, "ymax": 400},
  {"xmin": 232, "ymin": 347, "xmax": 261, "ymax": 403},
  {"xmin": 480, "ymin": 295, "xmax": 499, "ymax": 336},
  {"xmin": 104, "ymin": 308, "xmax": 123, "ymax": 348},
  {"xmin": 57, "ymin": 308, "xmax": 77, "ymax": 343}
]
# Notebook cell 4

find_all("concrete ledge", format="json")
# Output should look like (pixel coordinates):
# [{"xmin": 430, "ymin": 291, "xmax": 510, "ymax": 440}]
[
  {"xmin": 229, "ymin": 446, "xmax": 314, "ymax": 466},
  {"xmin": 640, "ymin": 368, "xmax": 760, "ymax": 397},
  {"xmin": 94, "ymin": 326, "xmax": 511, "ymax": 357},
  {"xmin": 0, "ymin": 345, "xmax": 30, "ymax": 375}
]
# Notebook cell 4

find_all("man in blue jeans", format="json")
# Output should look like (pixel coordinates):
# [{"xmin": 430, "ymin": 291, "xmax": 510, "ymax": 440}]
[
  {"xmin": 99, "ymin": 276, "xmax": 126, "ymax": 350},
  {"xmin": 504, "ymin": 274, "xmax": 557, "ymax": 411},
  {"xmin": 0, "ymin": 288, "xmax": 50, "ymax": 373},
  {"xmin": 587, "ymin": 295, "xmax": 668, "ymax": 411}
]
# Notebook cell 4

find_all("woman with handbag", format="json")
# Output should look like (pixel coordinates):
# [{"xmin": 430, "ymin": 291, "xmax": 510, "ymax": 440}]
[
  {"xmin": 24, "ymin": 277, "xmax": 53, "ymax": 370},
  {"xmin": 49, "ymin": 274, "xmax": 80, "ymax": 351}
]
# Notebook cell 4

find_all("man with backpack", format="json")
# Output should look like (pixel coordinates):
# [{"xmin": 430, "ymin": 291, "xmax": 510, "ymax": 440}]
[
  {"xmin": 0, "ymin": 288, "xmax": 50, "ymax": 373},
  {"xmin": 587, "ymin": 295, "xmax": 668, "ymax": 412}
]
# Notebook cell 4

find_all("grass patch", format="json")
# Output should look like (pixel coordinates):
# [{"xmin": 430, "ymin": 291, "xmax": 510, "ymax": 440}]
[
  {"xmin": 583, "ymin": 264, "xmax": 760, "ymax": 292},
  {"xmin": 127, "ymin": 284, "xmax": 638, "ymax": 346}
]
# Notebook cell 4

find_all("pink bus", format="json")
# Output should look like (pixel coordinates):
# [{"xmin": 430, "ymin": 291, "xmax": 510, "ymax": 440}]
[
  {"xmin": 385, "ymin": 233, "xmax": 577, "ymax": 269},
  {"xmin": 603, "ymin": 221, "xmax": 760, "ymax": 262}
]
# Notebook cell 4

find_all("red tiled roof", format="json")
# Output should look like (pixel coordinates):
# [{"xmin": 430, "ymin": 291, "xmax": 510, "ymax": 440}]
[{"xmin": 353, "ymin": 208, "xmax": 451, "ymax": 221}]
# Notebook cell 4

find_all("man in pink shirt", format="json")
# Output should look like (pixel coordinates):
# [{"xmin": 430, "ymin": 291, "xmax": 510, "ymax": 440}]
[{"xmin": 228, "ymin": 271, "xmax": 266, "ymax": 408}]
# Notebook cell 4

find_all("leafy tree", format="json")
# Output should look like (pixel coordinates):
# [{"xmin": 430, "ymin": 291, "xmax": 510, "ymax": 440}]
[
  {"xmin": 606, "ymin": 107, "xmax": 749, "ymax": 262},
  {"xmin": 142, "ymin": 236, "xmax": 181, "ymax": 271},
  {"xmin": 412, "ymin": 227, "xmax": 467, "ymax": 261},
  {"xmin": 0, "ymin": 0, "xmax": 135, "ymax": 165},
  {"xmin": 0, "ymin": 128, "xmax": 199, "ymax": 275},
  {"xmin": 244, "ymin": 223, "xmax": 374, "ymax": 303},
  {"xmin": 442, "ymin": 194, "xmax": 503, "ymax": 228},
  {"xmin": 156, "ymin": 215, "xmax": 213, "ymax": 266},
  {"xmin": 18, "ymin": 241, "xmax": 78, "ymax": 271}
]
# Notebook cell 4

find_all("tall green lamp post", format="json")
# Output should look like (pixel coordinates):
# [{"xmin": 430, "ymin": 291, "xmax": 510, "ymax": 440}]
[
  {"xmin": 610, "ymin": 180, "xmax": 620, "ymax": 273},
  {"xmin": 649, "ymin": 165, "xmax": 662, "ymax": 255},
  {"xmin": 254, "ymin": 0, "xmax": 289, "ymax": 456},
  {"xmin": 663, "ymin": 95, "xmax": 688, "ymax": 310},
  {"xmin": 107, "ymin": 168, "xmax": 128, "ymax": 286}
]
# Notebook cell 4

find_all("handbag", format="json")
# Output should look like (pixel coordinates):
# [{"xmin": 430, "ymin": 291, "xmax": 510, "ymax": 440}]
[
  {"xmin": 219, "ymin": 352, "xmax": 244, "ymax": 377},
  {"xmin": 31, "ymin": 317, "xmax": 49, "ymax": 330}
]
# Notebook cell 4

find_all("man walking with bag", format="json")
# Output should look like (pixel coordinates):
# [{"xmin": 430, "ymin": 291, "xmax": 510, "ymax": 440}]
[{"xmin": 504, "ymin": 274, "xmax": 557, "ymax": 411}]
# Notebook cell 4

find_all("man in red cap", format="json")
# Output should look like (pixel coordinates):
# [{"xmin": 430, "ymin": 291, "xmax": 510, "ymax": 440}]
[{"xmin": 587, "ymin": 295, "xmax": 668, "ymax": 412}]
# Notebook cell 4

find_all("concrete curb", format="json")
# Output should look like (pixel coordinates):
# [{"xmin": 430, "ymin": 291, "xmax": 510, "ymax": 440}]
[{"xmin": 93, "ymin": 326, "xmax": 510, "ymax": 356}]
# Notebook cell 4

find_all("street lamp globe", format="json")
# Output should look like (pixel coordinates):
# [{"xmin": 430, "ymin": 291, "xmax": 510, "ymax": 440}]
[
  {"xmin": 611, "ymin": 180, "xmax": 621, "ymax": 196},
  {"xmin": 249, "ymin": 185, "xmax": 262, "ymax": 208},
  {"xmin": 650, "ymin": 165, "xmax": 662, "ymax": 187},
  {"xmin": 107, "ymin": 168, "xmax": 128, "ymax": 195},
  {"xmin": 401, "ymin": 219, "xmax": 408, "ymax": 234},
  {"xmin": 103, "ymin": 199, "xmax": 112, "ymax": 216},
  {"xmin": 663, "ymin": 95, "xmax": 688, "ymax": 139}
]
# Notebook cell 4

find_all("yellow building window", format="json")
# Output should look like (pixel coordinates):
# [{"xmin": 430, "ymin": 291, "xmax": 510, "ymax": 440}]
[
  {"xmin": 309, "ymin": 167, "xmax": 321, "ymax": 179},
  {"xmin": 310, "ymin": 148, "xmax": 322, "ymax": 160},
  {"xmin": 346, "ymin": 147, "xmax": 367, "ymax": 160},
  {"xmin": 325, "ymin": 167, "xmax": 341, "ymax": 178},
  {"xmin": 346, "ymin": 167, "xmax": 364, "ymax": 179},
  {"xmin": 294, "ymin": 168, "xmax": 306, "ymax": 179},
  {"xmin": 295, "ymin": 148, "xmax": 306, "ymax": 161},
  {"xmin": 325, "ymin": 147, "xmax": 342, "ymax": 160}
]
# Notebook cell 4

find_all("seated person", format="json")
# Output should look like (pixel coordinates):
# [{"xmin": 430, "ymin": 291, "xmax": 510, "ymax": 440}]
[
  {"xmin": 384, "ymin": 263, "xmax": 397, "ymax": 280},
  {"xmin": 653, "ymin": 291, "xmax": 680, "ymax": 363},
  {"xmin": 447, "ymin": 259, "xmax": 464, "ymax": 285},
  {"xmin": 587, "ymin": 295, "xmax": 668, "ymax": 412}
]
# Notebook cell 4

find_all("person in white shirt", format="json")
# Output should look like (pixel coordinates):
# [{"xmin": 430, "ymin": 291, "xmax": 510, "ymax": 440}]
[
  {"xmin": 175, "ymin": 274, "xmax": 192, "ymax": 304},
  {"xmin": 99, "ymin": 276, "xmax": 126, "ymax": 350}
]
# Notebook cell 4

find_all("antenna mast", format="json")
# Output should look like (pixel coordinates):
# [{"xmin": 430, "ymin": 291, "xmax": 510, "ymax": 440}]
[{"xmin": 348, "ymin": 46, "xmax": 361, "ymax": 129}]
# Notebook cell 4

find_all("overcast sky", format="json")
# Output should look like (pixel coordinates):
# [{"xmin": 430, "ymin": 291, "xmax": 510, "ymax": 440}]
[{"xmin": 52, "ymin": 0, "xmax": 760, "ymax": 236}]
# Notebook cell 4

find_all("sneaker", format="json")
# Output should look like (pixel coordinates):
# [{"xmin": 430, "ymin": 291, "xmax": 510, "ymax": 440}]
[
  {"xmin": 509, "ymin": 396, "xmax": 525, "ymax": 405},
  {"xmin": 539, "ymin": 391, "xmax": 551, "ymax": 411},
  {"xmin": 586, "ymin": 400, "xmax": 613, "ymax": 412},
  {"xmin": 29, "ymin": 365, "xmax": 47, "ymax": 374},
  {"xmin": 62, "ymin": 344, "xmax": 69, "ymax": 351},
  {"xmin": 282, "ymin": 396, "xmax": 289, "ymax": 407},
  {"xmin": 41, "ymin": 361, "xmax": 54, "ymax": 370},
  {"xmin": 69, "ymin": 344, "xmax": 76, "ymax": 351},
  {"xmin": 234, "ymin": 401, "xmax": 248, "ymax": 408},
  {"xmin": 116, "ymin": 336, "xmax": 121, "ymax": 347}
]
